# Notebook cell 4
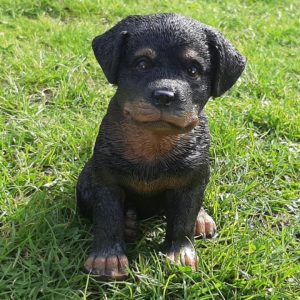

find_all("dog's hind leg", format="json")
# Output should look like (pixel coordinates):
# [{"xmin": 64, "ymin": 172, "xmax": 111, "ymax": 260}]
[{"xmin": 124, "ymin": 207, "xmax": 138, "ymax": 243}]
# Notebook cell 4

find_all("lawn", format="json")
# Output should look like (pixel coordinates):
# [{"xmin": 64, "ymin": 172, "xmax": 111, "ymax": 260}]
[{"xmin": 0, "ymin": 0, "xmax": 299, "ymax": 299}]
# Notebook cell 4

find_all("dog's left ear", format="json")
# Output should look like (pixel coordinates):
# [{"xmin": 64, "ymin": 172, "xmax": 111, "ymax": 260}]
[
  {"xmin": 204, "ymin": 26, "xmax": 246, "ymax": 97},
  {"xmin": 92, "ymin": 28, "xmax": 128, "ymax": 84}
]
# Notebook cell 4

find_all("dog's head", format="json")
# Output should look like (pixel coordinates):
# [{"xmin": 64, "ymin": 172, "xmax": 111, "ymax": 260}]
[{"xmin": 92, "ymin": 13, "xmax": 246, "ymax": 133}]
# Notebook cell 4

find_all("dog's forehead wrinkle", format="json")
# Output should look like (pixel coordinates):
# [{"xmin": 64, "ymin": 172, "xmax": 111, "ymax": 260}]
[{"xmin": 124, "ymin": 14, "xmax": 206, "ymax": 49}]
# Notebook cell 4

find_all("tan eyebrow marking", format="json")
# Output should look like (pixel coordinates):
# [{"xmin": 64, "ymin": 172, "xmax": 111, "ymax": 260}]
[
  {"xmin": 134, "ymin": 48, "xmax": 157, "ymax": 59},
  {"xmin": 181, "ymin": 48, "xmax": 199, "ymax": 59}
]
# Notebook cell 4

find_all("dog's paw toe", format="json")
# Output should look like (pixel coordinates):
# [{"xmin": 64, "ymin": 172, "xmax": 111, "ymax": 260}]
[
  {"xmin": 194, "ymin": 207, "xmax": 217, "ymax": 238},
  {"xmin": 84, "ymin": 254, "xmax": 129, "ymax": 280},
  {"xmin": 166, "ymin": 245, "xmax": 197, "ymax": 271}
]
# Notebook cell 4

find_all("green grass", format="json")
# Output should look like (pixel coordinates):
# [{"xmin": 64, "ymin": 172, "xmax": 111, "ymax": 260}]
[{"xmin": 0, "ymin": 0, "xmax": 299, "ymax": 299}]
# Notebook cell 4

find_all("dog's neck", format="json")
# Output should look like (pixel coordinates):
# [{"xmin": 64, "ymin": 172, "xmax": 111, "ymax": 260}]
[{"xmin": 121, "ymin": 121, "xmax": 183, "ymax": 162}]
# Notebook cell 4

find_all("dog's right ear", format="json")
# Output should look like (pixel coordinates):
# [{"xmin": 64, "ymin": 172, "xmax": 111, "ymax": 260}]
[
  {"xmin": 204, "ymin": 25, "xmax": 246, "ymax": 97},
  {"xmin": 92, "ymin": 28, "xmax": 128, "ymax": 84}
]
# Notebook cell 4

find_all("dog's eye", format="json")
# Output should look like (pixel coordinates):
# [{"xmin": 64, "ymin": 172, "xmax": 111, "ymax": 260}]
[
  {"xmin": 135, "ymin": 59, "xmax": 152, "ymax": 72},
  {"xmin": 187, "ymin": 64, "xmax": 200, "ymax": 78}
]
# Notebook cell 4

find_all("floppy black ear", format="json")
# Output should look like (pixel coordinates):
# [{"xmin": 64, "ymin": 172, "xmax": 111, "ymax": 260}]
[
  {"xmin": 204, "ymin": 26, "xmax": 246, "ymax": 97},
  {"xmin": 92, "ymin": 27, "xmax": 128, "ymax": 84}
]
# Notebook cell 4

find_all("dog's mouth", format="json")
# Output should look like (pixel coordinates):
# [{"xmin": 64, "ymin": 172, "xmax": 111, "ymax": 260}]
[{"xmin": 123, "ymin": 101, "xmax": 199, "ymax": 133}]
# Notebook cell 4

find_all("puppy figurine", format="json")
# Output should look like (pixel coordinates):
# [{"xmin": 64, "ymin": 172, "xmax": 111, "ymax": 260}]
[{"xmin": 77, "ymin": 13, "xmax": 245, "ymax": 280}]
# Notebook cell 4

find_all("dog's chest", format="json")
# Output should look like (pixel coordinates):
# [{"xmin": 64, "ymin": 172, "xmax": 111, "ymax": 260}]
[
  {"xmin": 112, "ymin": 124, "xmax": 192, "ymax": 193},
  {"xmin": 95, "ymin": 113, "xmax": 210, "ymax": 193}
]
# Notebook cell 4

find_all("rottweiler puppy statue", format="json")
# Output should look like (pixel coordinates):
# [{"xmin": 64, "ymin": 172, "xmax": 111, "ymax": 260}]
[{"xmin": 77, "ymin": 13, "xmax": 245, "ymax": 280}]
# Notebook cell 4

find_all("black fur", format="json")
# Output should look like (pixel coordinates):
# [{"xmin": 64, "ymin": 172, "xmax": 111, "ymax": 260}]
[{"xmin": 77, "ymin": 13, "xmax": 245, "ymax": 278}]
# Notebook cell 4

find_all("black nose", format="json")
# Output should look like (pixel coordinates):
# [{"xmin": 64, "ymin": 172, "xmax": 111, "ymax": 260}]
[{"xmin": 152, "ymin": 90, "xmax": 175, "ymax": 107}]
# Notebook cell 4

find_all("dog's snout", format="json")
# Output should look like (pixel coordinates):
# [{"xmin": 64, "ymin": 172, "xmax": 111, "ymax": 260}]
[{"xmin": 152, "ymin": 90, "xmax": 175, "ymax": 107}]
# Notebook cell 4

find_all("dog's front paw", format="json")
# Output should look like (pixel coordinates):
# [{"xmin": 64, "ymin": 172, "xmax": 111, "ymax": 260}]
[
  {"xmin": 194, "ymin": 207, "xmax": 217, "ymax": 238},
  {"xmin": 166, "ymin": 244, "xmax": 197, "ymax": 271},
  {"xmin": 84, "ymin": 253, "xmax": 129, "ymax": 280}
]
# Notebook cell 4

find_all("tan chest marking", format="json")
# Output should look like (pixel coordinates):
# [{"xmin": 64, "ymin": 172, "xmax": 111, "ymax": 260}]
[
  {"xmin": 124, "ymin": 175, "xmax": 192, "ymax": 193},
  {"xmin": 121, "ymin": 122, "xmax": 181, "ymax": 162}
]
